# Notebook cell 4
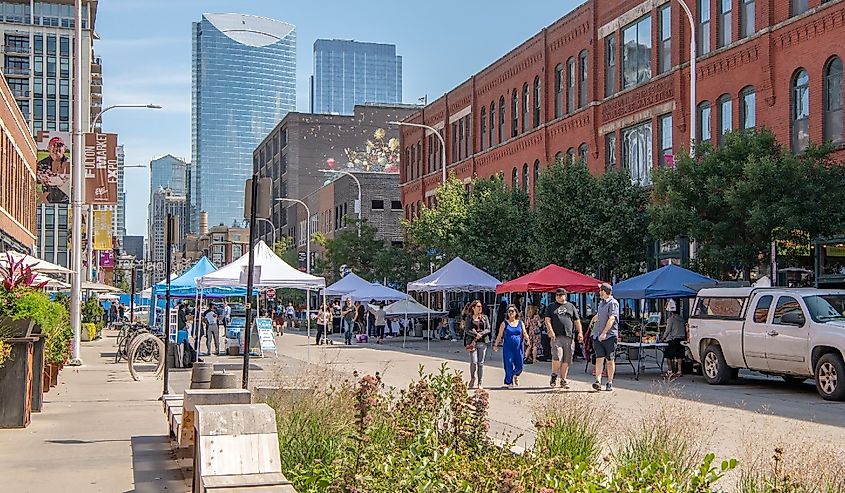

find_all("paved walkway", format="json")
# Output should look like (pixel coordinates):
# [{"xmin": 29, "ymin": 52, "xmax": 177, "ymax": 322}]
[{"xmin": 0, "ymin": 333, "xmax": 188, "ymax": 493}]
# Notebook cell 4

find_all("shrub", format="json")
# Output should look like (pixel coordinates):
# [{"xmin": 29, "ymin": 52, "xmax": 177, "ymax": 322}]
[
  {"xmin": 83, "ymin": 323, "xmax": 97, "ymax": 341},
  {"xmin": 533, "ymin": 394, "xmax": 601, "ymax": 464},
  {"xmin": 81, "ymin": 297, "xmax": 104, "ymax": 329}
]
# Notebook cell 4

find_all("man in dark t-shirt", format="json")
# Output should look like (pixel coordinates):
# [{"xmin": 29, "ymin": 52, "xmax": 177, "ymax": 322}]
[{"xmin": 544, "ymin": 288, "xmax": 583, "ymax": 389}]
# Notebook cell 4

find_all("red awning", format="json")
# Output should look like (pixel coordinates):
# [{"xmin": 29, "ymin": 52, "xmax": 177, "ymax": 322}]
[{"xmin": 496, "ymin": 264, "xmax": 603, "ymax": 294}]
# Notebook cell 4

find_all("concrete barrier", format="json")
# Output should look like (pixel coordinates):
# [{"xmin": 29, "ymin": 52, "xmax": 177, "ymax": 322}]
[
  {"xmin": 180, "ymin": 388, "xmax": 251, "ymax": 449},
  {"xmin": 193, "ymin": 403, "xmax": 295, "ymax": 492}
]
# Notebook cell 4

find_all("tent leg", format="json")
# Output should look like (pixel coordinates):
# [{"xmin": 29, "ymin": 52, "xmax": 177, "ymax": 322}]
[
  {"xmin": 306, "ymin": 288, "xmax": 311, "ymax": 363},
  {"xmin": 427, "ymin": 292, "xmax": 431, "ymax": 352}
]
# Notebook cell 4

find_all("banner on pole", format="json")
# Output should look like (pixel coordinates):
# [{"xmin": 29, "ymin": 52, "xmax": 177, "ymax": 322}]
[
  {"xmin": 93, "ymin": 209, "xmax": 113, "ymax": 250},
  {"xmin": 83, "ymin": 132, "xmax": 119, "ymax": 205}
]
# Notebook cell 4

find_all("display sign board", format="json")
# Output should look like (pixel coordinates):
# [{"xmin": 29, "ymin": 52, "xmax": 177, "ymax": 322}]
[
  {"xmin": 255, "ymin": 317, "xmax": 276, "ymax": 357},
  {"xmin": 83, "ymin": 132, "xmax": 119, "ymax": 205}
]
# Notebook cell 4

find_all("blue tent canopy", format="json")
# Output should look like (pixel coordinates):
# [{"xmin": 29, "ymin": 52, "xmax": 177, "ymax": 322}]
[{"xmin": 611, "ymin": 264, "xmax": 717, "ymax": 300}]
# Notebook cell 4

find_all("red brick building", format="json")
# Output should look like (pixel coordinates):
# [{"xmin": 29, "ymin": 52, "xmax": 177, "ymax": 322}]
[{"xmin": 399, "ymin": 0, "xmax": 845, "ymax": 217}]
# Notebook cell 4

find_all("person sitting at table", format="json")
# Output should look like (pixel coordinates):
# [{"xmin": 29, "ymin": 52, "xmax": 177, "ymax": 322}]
[{"xmin": 661, "ymin": 299, "xmax": 689, "ymax": 378}]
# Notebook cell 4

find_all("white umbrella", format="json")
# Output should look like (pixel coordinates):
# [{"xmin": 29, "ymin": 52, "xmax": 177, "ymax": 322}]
[
  {"xmin": 81, "ymin": 281, "xmax": 123, "ymax": 293},
  {"xmin": 0, "ymin": 251, "xmax": 73, "ymax": 274}
]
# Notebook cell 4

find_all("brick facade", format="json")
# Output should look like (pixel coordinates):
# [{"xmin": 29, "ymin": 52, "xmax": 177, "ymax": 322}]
[
  {"xmin": 0, "ymin": 71, "xmax": 37, "ymax": 252},
  {"xmin": 399, "ymin": 0, "xmax": 845, "ymax": 214}
]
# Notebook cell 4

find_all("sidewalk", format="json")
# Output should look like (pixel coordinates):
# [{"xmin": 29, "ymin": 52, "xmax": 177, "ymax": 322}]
[{"xmin": 0, "ymin": 332, "xmax": 188, "ymax": 493}]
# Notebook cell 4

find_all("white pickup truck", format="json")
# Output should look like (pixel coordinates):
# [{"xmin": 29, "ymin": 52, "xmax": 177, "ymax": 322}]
[{"xmin": 689, "ymin": 287, "xmax": 845, "ymax": 401}]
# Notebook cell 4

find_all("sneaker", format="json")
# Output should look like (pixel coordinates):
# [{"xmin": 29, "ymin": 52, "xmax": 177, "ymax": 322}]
[
  {"xmin": 513, "ymin": 375, "xmax": 520, "ymax": 387},
  {"xmin": 592, "ymin": 381, "xmax": 602, "ymax": 391},
  {"xmin": 549, "ymin": 374, "xmax": 558, "ymax": 388},
  {"xmin": 560, "ymin": 379, "xmax": 570, "ymax": 389},
  {"xmin": 605, "ymin": 382, "xmax": 614, "ymax": 392},
  {"xmin": 468, "ymin": 380, "xmax": 476, "ymax": 389}
]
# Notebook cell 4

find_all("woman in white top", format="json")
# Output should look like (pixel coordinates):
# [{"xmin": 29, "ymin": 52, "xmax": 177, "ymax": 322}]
[
  {"xmin": 375, "ymin": 303, "xmax": 387, "ymax": 344},
  {"xmin": 315, "ymin": 304, "xmax": 331, "ymax": 345}
]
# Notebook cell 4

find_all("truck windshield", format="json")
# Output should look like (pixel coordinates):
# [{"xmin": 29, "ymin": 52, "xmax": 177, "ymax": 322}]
[{"xmin": 803, "ymin": 295, "xmax": 845, "ymax": 323}]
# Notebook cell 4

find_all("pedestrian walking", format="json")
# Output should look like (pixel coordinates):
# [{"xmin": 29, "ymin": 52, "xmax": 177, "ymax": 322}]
[
  {"xmin": 341, "ymin": 298, "xmax": 355, "ymax": 345},
  {"xmin": 661, "ymin": 299, "xmax": 689, "ymax": 378},
  {"xmin": 375, "ymin": 302, "xmax": 386, "ymax": 344},
  {"xmin": 108, "ymin": 303, "xmax": 117, "ymax": 327},
  {"xmin": 316, "ymin": 304, "xmax": 331, "ymax": 345},
  {"xmin": 222, "ymin": 301, "xmax": 231, "ymax": 329},
  {"xmin": 524, "ymin": 304, "xmax": 542, "ymax": 364},
  {"xmin": 118, "ymin": 303, "xmax": 126, "ymax": 322},
  {"xmin": 591, "ymin": 283, "xmax": 619, "ymax": 392},
  {"xmin": 331, "ymin": 300, "xmax": 341, "ymax": 335},
  {"xmin": 494, "ymin": 305, "xmax": 529, "ymax": 388},
  {"xmin": 463, "ymin": 300, "xmax": 492, "ymax": 389},
  {"xmin": 545, "ymin": 288, "xmax": 584, "ymax": 389},
  {"xmin": 204, "ymin": 308, "xmax": 220, "ymax": 356},
  {"xmin": 285, "ymin": 302, "xmax": 296, "ymax": 332}
]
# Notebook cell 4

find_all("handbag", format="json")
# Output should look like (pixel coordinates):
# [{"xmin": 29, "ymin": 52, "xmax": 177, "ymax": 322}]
[{"xmin": 465, "ymin": 341, "xmax": 476, "ymax": 352}]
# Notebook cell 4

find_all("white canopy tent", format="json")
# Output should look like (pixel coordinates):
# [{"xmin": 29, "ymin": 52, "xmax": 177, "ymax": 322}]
[
  {"xmin": 407, "ymin": 257, "xmax": 501, "ymax": 350},
  {"xmin": 197, "ymin": 241, "xmax": 325, "ymax": 290},
  {"xmin": 196, "ymin": 241, "xmax": 326, "ymax": 360},
  {"xmin": 324, "ymin": 272, "xmax": 372, "ymax": 296},
  {"xmin": 0, "ymin": 251, "xmax": 74, "ymax": 275},
  {"xmin": 342, "ymin": 282, "xmax": 408, "ymax": 303},
  {"xmin": 379, "ymin": 298, "xmax": 446, "ymax": 319}
]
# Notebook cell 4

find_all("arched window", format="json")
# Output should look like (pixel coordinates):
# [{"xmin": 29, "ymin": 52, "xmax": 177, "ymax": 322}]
[
  {"xmin": 824, "ymin": 57, "xmax": 843, "ymax": 143},
  {"xmin": 567, "ymin": 57, "xmax": 576, "ymax": 113},
  {"xmin": 522, "ymin": 83, "xmax": 530, "ymax": 132},
  {"xmin": 566, "ymin": 147, "xmax": 576, "ymax": 163},
  {"xmin": 498, "ymin": 96, "xmax": 505, "ymax": 143},
  {"xmin": 533, "ymin": 160, "xmax": 541, "ymax": 196},
  {"xmin": 511, "ymin": 89, "xmax": 519, "ymax": 137},
  {"xmin": 579, "ymin": 50, "xmax": 588, "ymax": 108},
  {"xmin": 578, "ymin": 143, "xmax": 588, "ymax": 163},
  {"xmin": 512, "ymin": 167, "xmax": 519, "ymax": 188},
  {"xmin": 522, "ymin": 163, "xmax": 529, "ymax": 192},
  {"xmin": 533, "ymin": 76, "xmax": 541, "ymax": 128},
  {"xmin": 697, "ymin": 101, "xmax": 712, "ymax": 143},
  {"xmin": 554, "ymin": 64, "xmax": 564, "ymax": 118},
  {"xmin": 717, "ymin": 94, "xmax": 732, "ymax": 143},
  {"xmin": 480, "ymin": 107, "xmax": 487, "ymax": 150},
  {"xmin": 740, "ymin": 86, "xmax": 756, "ymax": 130},
  {"xmin": 792, "ymin": 69, "xmax": 810, "ymax": 152},
  {"xmin": 489, "ymin": 102, "xmax": 496, "ymax": 147},
  {"xmin": 417, "ymin": 201, "xmax": 422, "ymax": 217},
  {"xmin": 554, "ymin": 151, "xmax": 563, "ymax": 162},
  {"xmin": 410, "ymin": 203, "xmax": 415, "ymax": 219}
]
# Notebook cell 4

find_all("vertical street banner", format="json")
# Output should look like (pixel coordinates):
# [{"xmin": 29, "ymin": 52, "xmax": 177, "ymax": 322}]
[
  {"xmin": 99, "ymin": 250, "xmax": 115, "ymax": 268},
  {"xmin": 83, "ymin": 132, "xmax": 119, "ymax": 205},
  {"xmin": 35, "ymin": 131, "xmax": 72, "ymax": 204},
  {"xmin": 93, "ymin": 209, "xmax": 113, "ymax": 250}
]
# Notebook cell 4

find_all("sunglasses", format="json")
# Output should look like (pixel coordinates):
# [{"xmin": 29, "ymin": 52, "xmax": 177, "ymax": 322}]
[{"xmin": 507, "ymin": 309, "xmax": 516, "ymax": 313}]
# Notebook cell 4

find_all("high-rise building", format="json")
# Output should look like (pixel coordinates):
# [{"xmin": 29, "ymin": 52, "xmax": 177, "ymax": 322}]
[
  {"xmin": 192, "ymin": 13, "xmax": 296, "ymax": 230},
  {"xmin": 0, "ymin": 1, "xmax": 100, "ymax": 267},
  {"xmin": 310, "ymin": 39, "xmax": 402, "ymax": 115},
  {"xmin": 149, "ymin": 154, "xmax": 188, "ymax": 199},
  {"xmin": 122, "ymin": 235, "xmax": 144, "ymax": 260},
  {"xmin": 148, "ymin": 187, "xmax": 187, "ymax": 282}
]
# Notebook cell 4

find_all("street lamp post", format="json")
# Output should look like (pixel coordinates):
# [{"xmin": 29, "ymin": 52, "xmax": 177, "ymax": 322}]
[
  {"xmin": 389, "ymin": 121, "xmax": 447, "ymax": 184},
  {"xmin": 673, "ymin": 0, "xmax": 696, "ymax": 157},
  {"xmin": 90, "ymin": 103, "xmax": 162, "ymax": 133},
  {"xmin": 255, "ymin": 218, "xmax": 276, "ymax": 250},
  {"xmin": 275, "ymin": 198, "xmax": 312, "ymax": 350},
  {"xmin": 318, "ymin": 169, "xmax": 361, "ymax": 236}
]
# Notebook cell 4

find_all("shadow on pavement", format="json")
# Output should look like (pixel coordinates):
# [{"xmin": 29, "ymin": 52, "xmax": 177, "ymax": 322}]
[{"xmin": 127, "ymin": 435, "xmax": 185, "ymax": 493}]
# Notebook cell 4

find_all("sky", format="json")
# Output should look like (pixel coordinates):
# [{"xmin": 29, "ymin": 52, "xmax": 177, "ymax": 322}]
[{"xmin": 96, "ymin": 0, "xmax": 580, "ymax": 237}]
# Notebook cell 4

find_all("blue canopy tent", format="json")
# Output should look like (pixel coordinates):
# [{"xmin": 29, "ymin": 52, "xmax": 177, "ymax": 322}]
[{"xmin": 612, "ymin": 264, "xmax": 716, "ymax": 300}]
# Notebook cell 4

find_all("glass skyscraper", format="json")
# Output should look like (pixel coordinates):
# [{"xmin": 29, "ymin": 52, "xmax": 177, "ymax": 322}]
[
  {"xmin": 192, "ymin": 13, "xmax": 296, "ymax": 229},
  {"xmin": 311, "ymin": 39, "xmax": 402, "ymax": 115}
]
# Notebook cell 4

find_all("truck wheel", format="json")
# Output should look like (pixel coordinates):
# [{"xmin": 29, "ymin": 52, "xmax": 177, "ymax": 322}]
[
  {"xmin": 702, "ymin": 344, "xmax": 732, "ymax": 385},
  {"xmin": 815, "ymin": 353, "xmax": 845, "ymax": 401}
]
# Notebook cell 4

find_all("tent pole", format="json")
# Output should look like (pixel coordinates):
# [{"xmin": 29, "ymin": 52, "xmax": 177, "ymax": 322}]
[
  {"xmin": 306, "ymin": 288, "xmax": 311, "ymax": 363},
  {"xmin": 196, "ymin": 289, "xmax": 204, "ymax": 362},
  {"xmin": 427, "ymin": 291, "xmax": 431, "ymax": 352}
]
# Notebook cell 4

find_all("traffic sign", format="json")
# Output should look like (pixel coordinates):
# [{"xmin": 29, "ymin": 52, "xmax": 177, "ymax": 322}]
[{"xmin": 266, "ymin": 289, "xmax": 276, "ymax": 300}]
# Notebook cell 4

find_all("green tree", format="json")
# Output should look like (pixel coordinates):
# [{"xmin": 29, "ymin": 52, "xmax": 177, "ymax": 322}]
[
  {"xmin": 461, "ymin": 176, "xmax": 535, "ymax": 279},
  {"xmin": 314, "ymin": 219, "xmax": 388, "ymax": 284},
  {"xmin": 650, "ymin": 129, "xmax": 845, "ymax": 279},
  {"xmin": 273, "ymin": 238, "xmax": 300, "ymax": 268},
  {"xmin": 532, "ymin": 158, "xmax": 600, "ymax": 273},
  {"xmin": 403, "ymin": 174, "xmax": 469, "ymax": 262},
  {"xmin": 593, "ymin": 170, "xmax": 650, "ymax": 279}
]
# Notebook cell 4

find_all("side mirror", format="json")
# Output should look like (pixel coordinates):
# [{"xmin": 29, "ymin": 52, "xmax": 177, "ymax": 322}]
[{"xmin": 781, "ymin": 311, "xmax": 806, "ymax": 326}]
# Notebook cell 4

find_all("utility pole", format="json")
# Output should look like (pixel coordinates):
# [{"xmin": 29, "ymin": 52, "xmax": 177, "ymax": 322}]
[{"xmin": 242, "ymin": 175, "xmax": 259, "ymax": 389}]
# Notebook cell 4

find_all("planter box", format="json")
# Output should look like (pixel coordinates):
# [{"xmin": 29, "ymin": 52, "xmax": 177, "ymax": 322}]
[
  {"xmin": 42, "ymin": 365, "xmax": 51, "ymax": 394},
  {"xmin": 0, "ymin": 338, "xmax": 34, "ymax": 428},
  {"xmin": 49, "ymin": 362, "xmax": 59, "ymax": 387},
  {"xmin": 30, "ymin": 337, "xmax": 46, "ymax": 412},
  {"xmin": 0, "ymin": 316, "xmax": 35, "ymax": 338}
]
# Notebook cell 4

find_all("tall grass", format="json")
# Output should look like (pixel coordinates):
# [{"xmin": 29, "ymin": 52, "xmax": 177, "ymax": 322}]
[{"xmin": 533, "ymin": 394, "xmax": 601, "ymax": 464}]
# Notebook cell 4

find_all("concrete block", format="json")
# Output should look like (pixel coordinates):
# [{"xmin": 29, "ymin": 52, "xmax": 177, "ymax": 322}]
[{"xmin": 180, "ymin": 389, "xmax": 251, "ymax": 449}]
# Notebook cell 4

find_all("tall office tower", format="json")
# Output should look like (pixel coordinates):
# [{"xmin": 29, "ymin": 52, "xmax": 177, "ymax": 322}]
[
  {"xmin": 148, "ymin": 187, "xmax": 186, "ymax": 282},
  {"xmin": 2, "ymin": 1, "xmax": 100, "ymax": 267},
  {"xmin": 192, "ymin": 13, "xmax": 296, "ymax": 229},
  {"xmin": 149, "ymin": 154, "xmax": 188, "ymax": 199},
  {"xmin": 310, "ymin": 39, "xmax": 402, "ymax": 115}
]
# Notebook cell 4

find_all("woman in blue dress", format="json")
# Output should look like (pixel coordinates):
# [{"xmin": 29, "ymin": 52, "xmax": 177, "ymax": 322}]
[{"xmin": 494, "ymin": 304, "xmax": 529, "ymax": 388}]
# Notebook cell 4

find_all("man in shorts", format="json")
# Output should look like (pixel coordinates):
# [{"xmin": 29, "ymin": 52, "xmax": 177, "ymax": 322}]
[
  {"xmin": 591, "ymin": 283, "xmax": 620, "ymax": 391},
  {"xmin": 544, "ymin": 288, "xmax": 583, "ymax": 389}
]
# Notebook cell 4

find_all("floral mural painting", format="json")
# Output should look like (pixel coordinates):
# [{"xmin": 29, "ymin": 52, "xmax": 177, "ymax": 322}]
[{"xmin": 337, "ymin": 128, "xmax": 400, "ymax": 173}]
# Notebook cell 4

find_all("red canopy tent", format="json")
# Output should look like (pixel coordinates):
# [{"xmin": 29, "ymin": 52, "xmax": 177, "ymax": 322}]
[{"xmin": 496, "ymin": 264, "xmax": 603, "ymax": 294}]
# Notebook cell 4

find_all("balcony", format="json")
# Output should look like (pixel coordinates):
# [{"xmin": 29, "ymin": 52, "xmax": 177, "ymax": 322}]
[{"xmin": 4, "ymin": 44, "xmax": 30, "ymax": 55}]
